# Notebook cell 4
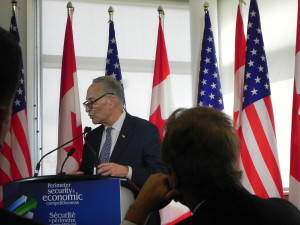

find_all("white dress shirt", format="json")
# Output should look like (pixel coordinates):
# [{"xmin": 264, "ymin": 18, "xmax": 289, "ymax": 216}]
[{"xmin": 99, "ymin": 110, "xmax": 132, "ymax": 179}]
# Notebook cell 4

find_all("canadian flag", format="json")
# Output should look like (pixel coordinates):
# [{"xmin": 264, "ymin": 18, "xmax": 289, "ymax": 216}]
[
  {"xmin": 56, "ymin": 13, "xmax": 83, "ymax": 173},
  {"xmin": 289, "ymin": 0, "xmax": 300, "ymax": 210},
  {"xmin": 233, "ymin": 3, "xmax": 246, "ymax": 133},
  {"xmin": 149, "ymin": 16, "xmax": 191, "ymax": 225}
]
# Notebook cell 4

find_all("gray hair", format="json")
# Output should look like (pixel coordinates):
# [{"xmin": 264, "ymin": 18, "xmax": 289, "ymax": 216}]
[{"xmin": 92, "ymin": 76, "xmax": 125, "ymax": 106}]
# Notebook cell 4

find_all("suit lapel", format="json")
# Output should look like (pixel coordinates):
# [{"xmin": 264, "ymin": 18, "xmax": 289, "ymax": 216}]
[{"xmin": 110, "ymin": 113, "xmax": 135, "ymax": 162}]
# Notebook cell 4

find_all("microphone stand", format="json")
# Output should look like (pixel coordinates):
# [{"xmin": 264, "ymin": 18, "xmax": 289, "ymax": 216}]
[
  {"xmin": 84, "ymin": 139, "xmax": 100, "ymax": 175},
  {"xmin": 58, "ymin": 148, "xmax": 76, "ymax": 175},
  {"xmin": 34, "ymin": 127, "xmax": 92, "ymax": 177}
]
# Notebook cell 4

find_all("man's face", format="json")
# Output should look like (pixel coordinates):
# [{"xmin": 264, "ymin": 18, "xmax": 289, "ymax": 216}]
[{"xmin": 85, "ymin": 83, "xmax": 111, "ymax": 125}]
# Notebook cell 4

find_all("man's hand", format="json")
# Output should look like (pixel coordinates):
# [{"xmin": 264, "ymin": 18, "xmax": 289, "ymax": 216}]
[
  {"xmin": 98, "ymin": 163, "xmax": 129, "ymax": 177},
  {"xmin": 124, "ymin": 173, "xmax": 176, "ymax": 225}
]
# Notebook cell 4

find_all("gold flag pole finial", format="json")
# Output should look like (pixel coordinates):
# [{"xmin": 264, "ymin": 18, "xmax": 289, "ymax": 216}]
[
  {"xmin": 158, "ymin": 5, "xmax": 165, "ymax": 30},
  {"xmin": 158, "ymin": 5, "xmax": 164, "ymax": 18},
  {"xmin": 108, "ymin": 6, "xmax": 114, "ymax": 21},
  {"xmin": 204, "ymin": 2, "xmax": 209, "ymax": 10},
  {"xmin": 11, "ymin": 0, "xmax": 18, "ymax": 23},
  {"xmin": 11, "ymin": 0, "xmax": 17, "ymax": 11},
  {"xmin": 239, "ymin": 0, "xmax": 246, "ymax": 5},
  {"xmin": 67, "ymin": 1, "xmax": 74, "ymax": 19}
]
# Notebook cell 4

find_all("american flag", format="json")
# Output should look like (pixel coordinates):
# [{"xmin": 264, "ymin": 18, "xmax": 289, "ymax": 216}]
[
  {"xmin": 56, "ymin": 13, "xmax": 83, "ymax": 173},
  {"xmin": 289, "ymin": 0, "xmax": 300, "ymax": 209},
  {"xmin": 197, "ymin": 8, "xmax": 224, "ymax": 110},
  {"xmin": 0, "ymin": 9, "xmax": 32, "ymax": 205},
  {"xmin": 105, "ymin": 20, "xmax": 125, "ymax": 104},
  {"xmin": 239, "ymin": 0, "xmax": 283, "ymax": 198},
  {"xmin": 150, "ymin": 16, "xmax": 190, "ymax": 225}
]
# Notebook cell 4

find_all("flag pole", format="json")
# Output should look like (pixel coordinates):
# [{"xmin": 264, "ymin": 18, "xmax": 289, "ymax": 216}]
[
  {"xmin": 11, "ymin": 0, "xmax": 18, "ymax": 21},
  {"xmin": 204, "ymin": 1, "xmax": 209, "ymax": 10},
  {"xmin": 67, "ymin": 1, "xmax": 74, "ymax": 21},
  {"xmin": 158, "ymin": 5, "xmax": 164, "ymax": 31},
  {"xmin": 239, "ymin": 0, "xmax": 246, "ymax": 13},
  {"xmin": 239, "ymin": 0, "xmax": 246, "ymax": 5},
  {"xmin": 108, "ymin": 6, "xmax": 114, "ymax": 21}
]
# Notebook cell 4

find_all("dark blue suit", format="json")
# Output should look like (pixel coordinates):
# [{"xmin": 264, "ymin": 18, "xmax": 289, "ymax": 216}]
[
  {"xmin": 80, "ymin": 113, "xmax": 166, "ymax": 188},
  {"xmin": 177, "ymin": 187, "xmax": 300, "ymax": 225}
]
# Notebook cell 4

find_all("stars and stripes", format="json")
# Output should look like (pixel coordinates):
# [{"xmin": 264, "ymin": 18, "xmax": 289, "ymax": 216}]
[
  {"xmin": 239, "ymin": 0, "xmax": 283, "ymax": 198},
  {"xmin": 197, "ymin": 8, "xmax": 224, "ymax": 110},
  {"xmin": 0, "ymin": 8, "xmax": 32, "ymax": 205},
  {"xmin": 105, "ymin": 21, "xmax": 122, "ymax": 81},
  {"xmin": 289, "ymin": 0, "xmax": 300, "ymax": 210},
  {"xmin": 105, "ymin": 20, "xmax": 125, "ymax": 105}
]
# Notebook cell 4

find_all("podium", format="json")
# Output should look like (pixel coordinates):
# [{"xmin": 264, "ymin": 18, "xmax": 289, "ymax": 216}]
[{"xmin": 3, "ymin": 175, "xmax": 138, "ymax": 225}]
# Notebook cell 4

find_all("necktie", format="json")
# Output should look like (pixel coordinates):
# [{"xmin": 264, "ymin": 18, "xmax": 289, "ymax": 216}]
[{"xmin": 99, "ymin": 127, "xmax": 113, "ymax": 164}]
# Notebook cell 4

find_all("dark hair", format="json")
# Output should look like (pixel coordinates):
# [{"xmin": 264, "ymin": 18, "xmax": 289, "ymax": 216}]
[
  {"xmin": 0, "ymin": 27, "xmax": 21, "ymax": 107},
  {"xmin": 93, "ymin": 76, "xmax": 125, "ymax": 106},
  {"xmin": 162, "ymin": 106, "xmax": 242, "ymax": 199}
]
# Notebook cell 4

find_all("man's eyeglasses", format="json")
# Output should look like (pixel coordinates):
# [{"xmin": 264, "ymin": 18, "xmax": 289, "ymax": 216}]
[{"xmin": 82, "ymin": 93, "xmax": 114, "ymax": 109}]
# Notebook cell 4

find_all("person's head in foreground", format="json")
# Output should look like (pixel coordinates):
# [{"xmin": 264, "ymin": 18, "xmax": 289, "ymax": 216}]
[
  {"xmin": 162, "ymin": 106, "xmax": 242, "ymax": 209},
  {"xmin": 123, "ymin": 106, "xmax": 300, "ymax": 225},
  {"xmin": 0, "ymin": 27, "xmax": 21, "ymax": 149}
]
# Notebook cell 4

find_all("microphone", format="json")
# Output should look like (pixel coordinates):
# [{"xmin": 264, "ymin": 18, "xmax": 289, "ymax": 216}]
[
  {"xmin": 33, "ymin": 126, "xmax": 92, "ymax": 177},
  {"xmin": 84, "ymin": 126, "xmax": 92, "ymax": 134},
  {"xmin": 58, "ymin": 148, "xmax": 76, "ymax": 175}
]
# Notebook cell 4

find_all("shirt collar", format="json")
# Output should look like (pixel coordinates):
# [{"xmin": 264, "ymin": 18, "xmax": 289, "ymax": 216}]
[{"xmin": 109, "ymin": 110, "xmax": 125, "ymax": 132}]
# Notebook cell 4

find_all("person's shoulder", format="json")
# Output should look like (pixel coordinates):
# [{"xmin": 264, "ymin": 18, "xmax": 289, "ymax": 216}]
[
  {"xmin": 267, "ymin": 196, "xmax": 300, "ymax": 210},
  {"xmin": 245, "ymin": 195, "xmax": 300, "ymax": 222},
  {"xmin": 126, "ymin": 113, "xmax": 155, "ymax": 127}
]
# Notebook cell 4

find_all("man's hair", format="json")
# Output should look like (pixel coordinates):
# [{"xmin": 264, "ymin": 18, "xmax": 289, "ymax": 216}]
[
  {"xmin": 0, "ymin": 27, "xmax": 21, "ymax": 107},
  {"xmin": 93, "ymin": 76, "xmax": 125, "ymax": 106},
  {"xmin": 162, "ymin": 106, "xmax": 242, "ymax": 199}
]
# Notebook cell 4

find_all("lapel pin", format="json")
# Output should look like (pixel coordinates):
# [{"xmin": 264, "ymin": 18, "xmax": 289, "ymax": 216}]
[{"xmin": 121, "ymin": 134, "xmax": 126, "ymax": 138}]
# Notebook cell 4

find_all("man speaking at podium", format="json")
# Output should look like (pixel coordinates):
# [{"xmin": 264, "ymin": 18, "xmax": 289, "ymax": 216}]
[{"xmin": 75, "ymin": 76, "xmax": 166, "ymax": 189}]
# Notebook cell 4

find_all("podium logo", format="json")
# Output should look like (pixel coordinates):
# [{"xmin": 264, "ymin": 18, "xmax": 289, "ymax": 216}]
[{"xmin": 7, "ymin": 195, "xmax": 38, "ymax": 218}]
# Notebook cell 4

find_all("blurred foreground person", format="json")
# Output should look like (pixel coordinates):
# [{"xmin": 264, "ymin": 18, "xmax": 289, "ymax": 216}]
[
  {"xmin": 122, "ymin": 106, "xmax": 300, "ymax": 225},
  {"xmin": 0, "ymin": 27, "xmax": 45, "ymax": 225}
]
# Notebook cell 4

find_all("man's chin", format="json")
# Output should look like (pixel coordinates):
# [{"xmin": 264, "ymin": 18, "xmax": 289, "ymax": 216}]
[{"xmin": 92, "ymin": 119, "xmax": 99, "ymax": 125}]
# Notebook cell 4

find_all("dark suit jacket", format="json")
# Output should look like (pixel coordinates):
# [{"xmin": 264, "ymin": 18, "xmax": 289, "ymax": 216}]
[
  {"xmin": 80, "ymin": 113, "xmax": 166, "ymax": 188},
  {"xmin": 177, "ymin": 187, "xmax": 300, "ymax": 225}
]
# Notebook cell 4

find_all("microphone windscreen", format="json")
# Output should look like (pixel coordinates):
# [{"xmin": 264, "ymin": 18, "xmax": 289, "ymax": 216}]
[
  {"xmin": 84, "ymin": 126, "xmax": 92, "ymax": 133},
  {"xmin": 67, "ymin": 148, "xmax": 76, "ymax": 156}
]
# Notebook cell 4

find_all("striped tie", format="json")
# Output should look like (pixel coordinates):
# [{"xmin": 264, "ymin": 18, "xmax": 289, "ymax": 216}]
[{"xmin": 99, "ymin": 127, "xmax": 113, "ymax": 164}]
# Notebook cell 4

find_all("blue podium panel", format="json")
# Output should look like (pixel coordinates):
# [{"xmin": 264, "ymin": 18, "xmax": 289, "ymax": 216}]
[{"xmin": 3, "ymin": 178, "xmax": 122, "ymax": 225}]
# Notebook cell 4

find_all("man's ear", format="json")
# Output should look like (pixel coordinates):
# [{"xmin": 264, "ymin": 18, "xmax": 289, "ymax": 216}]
[
  {"xmin": 107, "ymin": 95, "xmax": 118, "ymax": 109},
  {"xmin": 168, "ymin": 168, "xmax": 179, "ymax": 189},
  {"xmin": 0, "ymin": 107, "xmax": 11, "ymax": 124},
  {"xmin": 0, "ymin": 107, "xmax": 11, "ymax": 149}
]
